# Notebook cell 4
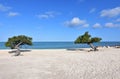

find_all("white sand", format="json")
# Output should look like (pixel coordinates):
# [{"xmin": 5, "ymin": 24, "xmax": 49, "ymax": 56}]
[{"xmin": 0, "ymin": 48, "xmax": 120, "ymax": 79}]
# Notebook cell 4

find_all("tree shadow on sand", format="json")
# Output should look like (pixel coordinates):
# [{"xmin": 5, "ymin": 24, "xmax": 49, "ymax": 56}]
[
  {"xmin": 8, "ymin": 49, "xmax": 31, "ymax": 56},
  {"xmin": 66, "ymin": 48, "xmax": 90, "ymax": 52},
  {"xmin": 66, "ymin": 48, "xmax": 99, "ymax": 52}
]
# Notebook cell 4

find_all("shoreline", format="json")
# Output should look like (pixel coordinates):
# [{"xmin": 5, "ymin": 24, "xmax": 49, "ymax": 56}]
[{"xmin": 0, "ymin": 45, "xmax": 119, "ymax": 50}]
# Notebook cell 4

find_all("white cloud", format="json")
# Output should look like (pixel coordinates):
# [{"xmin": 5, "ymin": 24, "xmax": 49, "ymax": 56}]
[
  {"xmin": 93, "ymin": 23, "xmax": 102, "ymax": 28},
  {"xmin": 64, "ymin": 17, "xmax": 89, "ymax": 27},
  {"xmin": 0, "ymin": 4, "xmax": 11, "ymax": 12},
  {"xmin": 105, "ymin": 22, "xmax": 120, "ymax": 28},
  {"xmin": 116, "ymin": 18, "xmax": 120, "ymax": 22},
  {"xmin": 37, "ymin": 11, "xmax": 60, "ymax": 19},
  {"xmin": 45, "ymin": 11, "xmax": 56, "ymax": 17},
  {"xmin": 37, "ymin": 14, "xmax": 49, "ymax": 19},
  {"xmin": 83, "ymin": 24, "xmax": 89, "ymax": 27},
  {"xmin": 0, "ymin": 4, "xmax": 20, "ymax": 17},
  {"xmin": 100, "ymin": 7, "xmax": 120, "ymax": 17},
  {"xmin": 89, "ymin": 8, "xmax": 96, "ymax": 13},
  {"xmin": 105, "ymin": 23, "xmax": 114, "ymax": 27},
  {"xmin": 8, "ymin": 12, "xmax": 19, "ymax": 17}
]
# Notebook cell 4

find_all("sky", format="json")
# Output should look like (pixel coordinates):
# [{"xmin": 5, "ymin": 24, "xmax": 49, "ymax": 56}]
[{"xmin": 0, "ymin": 0, "xmax": 120, "ymax": 42}]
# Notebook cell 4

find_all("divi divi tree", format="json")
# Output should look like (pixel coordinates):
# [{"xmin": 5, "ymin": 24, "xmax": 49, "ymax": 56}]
[
  {"xmin": 5, "ymin": 35, "xmax": 32, "ymax": 56},
  {"xmin": 74, "ymin": 32, "xmax": 102, "ymax": 51}
]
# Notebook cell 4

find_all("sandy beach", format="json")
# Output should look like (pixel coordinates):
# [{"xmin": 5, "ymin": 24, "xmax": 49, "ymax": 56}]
[{"xmin": 0, "ymin": 47, "xmax": 120, "ymax": 79}]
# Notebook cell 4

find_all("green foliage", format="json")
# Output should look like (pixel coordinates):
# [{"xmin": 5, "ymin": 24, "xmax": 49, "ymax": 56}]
[
  {"xmin": 91, "ymin": 37, "xmax": 102, "ymax": 43},
  {"xmin": 5, "ymin": 35, "xmax": 32, "ymax": 49},
  {"xmin": 75, "ymin": 32, "xmax": 102, "ymax": 44}
]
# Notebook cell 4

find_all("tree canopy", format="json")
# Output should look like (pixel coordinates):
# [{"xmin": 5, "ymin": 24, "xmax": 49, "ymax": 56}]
[
  {"xmin": 5, "ymin": 35, "xmax": 32, "ymax": 49},
  {"xmin": 75, "ymin": 32, "xmax": 101, "ymax": 44}
]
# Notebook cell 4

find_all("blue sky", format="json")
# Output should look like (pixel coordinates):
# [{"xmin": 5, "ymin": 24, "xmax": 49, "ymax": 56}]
[{"xmin": 0, "ymin": 0, "xmax": 120, "ymax": 42}]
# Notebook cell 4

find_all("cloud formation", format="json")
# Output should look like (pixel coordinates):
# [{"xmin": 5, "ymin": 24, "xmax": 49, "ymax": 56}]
[
  {"xmin": 116, "ymin": 18, "xmax": 120, "ymax": 22},
  {"xmin": 105, "ymin": 22, "xmax": 120, "ymax": 28},
  {"xmin": 89, "ymin": 8, "xmax": 96, "ymax": 13},
  {"xmin": 0, "ymin": 4, "xmax": 19, "ymax": 17},
  {"xmin": 0, "ymin": 4, "xmax": 11, "ymax": 12},
  {"xmin": 100, "ymin": 7, "xmax": 120, "ymax": 17},
  {"xmin": 37, "ymin": 11, "xmax": 60, "ymax": 19},
  {"xmin": 93, "ymin": 23, "xmax": 102, "ymax": 28},
  {"xmin": 8, "ymin": 12, "xmax": 19, "ymax": 17},
  {"xmin": 64, "ymin": 17, "xmax": 89, "ymax": 27}
]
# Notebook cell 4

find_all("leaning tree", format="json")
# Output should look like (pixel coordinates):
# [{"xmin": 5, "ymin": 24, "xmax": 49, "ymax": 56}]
[
  {"xmin": 5, "ymin": 35, "xmax": 32, "ymax": 56},
  {"xmin": 74, "ymin": 32, "xmax": 102, "ymax": 51}
]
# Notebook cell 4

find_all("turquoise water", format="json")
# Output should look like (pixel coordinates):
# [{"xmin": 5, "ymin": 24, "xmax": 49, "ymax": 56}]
[{"xmin": 0, "ymin": 42, "xmax": 120, "ymax": 49}]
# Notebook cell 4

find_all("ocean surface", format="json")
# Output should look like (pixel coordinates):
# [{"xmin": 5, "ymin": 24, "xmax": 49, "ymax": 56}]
[{"xmin": 0, "ymin": 42, "xmax": 120, "ymax": 49}]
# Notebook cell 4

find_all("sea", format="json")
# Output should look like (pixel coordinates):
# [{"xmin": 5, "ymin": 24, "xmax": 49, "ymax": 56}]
[{"xmin": 0, "ymin": 42, "xmax": 120, "ymax": 49}]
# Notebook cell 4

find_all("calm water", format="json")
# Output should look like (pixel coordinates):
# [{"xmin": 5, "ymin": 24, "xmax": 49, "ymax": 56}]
[{"xmin": 0, "ymin": 42, "xmax": 120, "ymax": 49}]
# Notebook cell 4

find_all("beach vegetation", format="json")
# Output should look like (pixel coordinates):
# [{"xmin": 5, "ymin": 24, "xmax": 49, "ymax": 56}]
[
  {"xmin": 74, "ymin": 32, "xmax": 102, "ymax": 51},
  {"xmin": 5, "ymin": 35, "xmax": 32, "ymax": 56}
]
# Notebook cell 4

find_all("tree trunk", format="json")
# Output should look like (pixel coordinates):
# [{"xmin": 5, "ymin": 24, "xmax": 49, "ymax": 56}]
[
  {"xmin": 14, "ymin": 42, "xmax": 22, "ymax": 56},
  {"xmin": 14, "ymin": 48, "xmax": 20, "ymax": 56},
  {"xmin": 88, "ymin": 43, "xmax": 98, "ymax": 51},
  {"xmin": 15, "ymin": 42, "xmax": 22, "ymax": 48}
]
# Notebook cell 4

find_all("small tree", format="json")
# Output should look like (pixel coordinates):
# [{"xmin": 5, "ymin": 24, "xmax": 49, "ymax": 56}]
[
  {"xmin": 74, "ymin": 32, "xmax": 102, "ymax": 51},
  {"xmin": 5, "ymin": 35, "xmax": 32, "ymax": 56}
]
